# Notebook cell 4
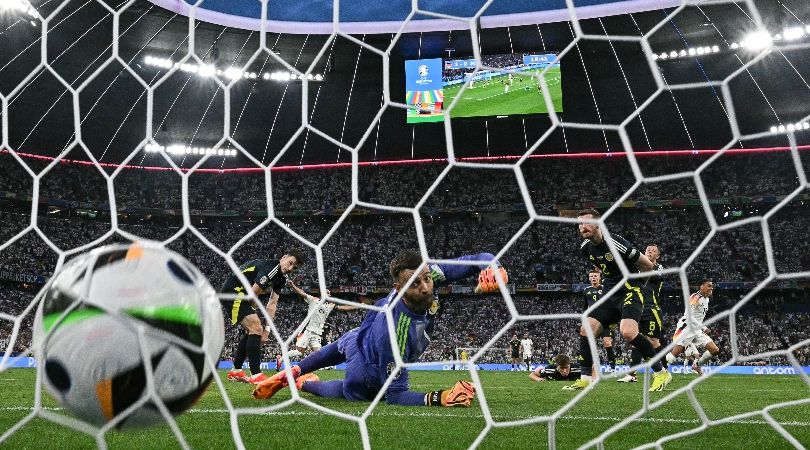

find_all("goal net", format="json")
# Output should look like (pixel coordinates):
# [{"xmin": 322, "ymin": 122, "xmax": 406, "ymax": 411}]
[
  {"xmin": 454, "ymin": 347, "xmax": 510, "ymax": 365},
  {"xmin": 1, "ymin": 0, "xmax": 809, "ymax": 448}
]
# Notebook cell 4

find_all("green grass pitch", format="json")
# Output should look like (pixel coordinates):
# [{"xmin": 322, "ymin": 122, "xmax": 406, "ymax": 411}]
[
  {"xmin": 443, "ymin": 68, "xmax": 563, "ymax": 119},
  {"xmin": 1, "ymin": 369, "xmax": 808, "ymax": 449}
]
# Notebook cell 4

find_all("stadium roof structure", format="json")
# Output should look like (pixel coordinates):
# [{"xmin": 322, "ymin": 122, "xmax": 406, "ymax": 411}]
[
  {"xmin": 147, "ymin": 0, "xmax": 683, "ymax": 34},
  {"xmin": 1, "ymin": 0, "xmax": 809, "ymax": 169}
]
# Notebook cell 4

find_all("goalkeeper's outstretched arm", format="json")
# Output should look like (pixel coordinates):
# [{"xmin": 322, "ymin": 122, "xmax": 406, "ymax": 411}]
[
  {"xmin": 429, "ymin": 253, "xmax": 497, "ymax": 283},
  {"xmin": 427, "ymin": 253, "xmax": 508, "ymax": 294}
]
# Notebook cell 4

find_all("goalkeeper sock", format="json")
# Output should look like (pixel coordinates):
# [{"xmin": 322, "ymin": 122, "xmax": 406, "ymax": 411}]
[
  {"xmin": 698, "ymin": 350, "xmax": 713, "ymax": 366},
  {"xmin": 630, "ymin": 347, "xmax": 642, "ymax": 375},
  {"xmin": 579, "ymin": 335, "xmax": 593, "ymax": 379},
  {"xmin": 606, "ymin": 346, "xmax": 616, "ymax": 369},
  {"xmin": 298, "ymin": 341, "xmax": 346, "ymax": 375},
  {"xmin": 246, "ymin": 334, "xmax": 262, "ymax": 375},
  {"xmin": 232, "ymin": 333, "xmax": 248, "ymax": 370},
  {"xmin": 629, "ymin": 334, "xmax": 663, "ymax": 372}
]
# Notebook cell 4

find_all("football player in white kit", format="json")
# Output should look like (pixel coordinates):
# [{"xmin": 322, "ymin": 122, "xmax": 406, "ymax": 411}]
[
  {"xmin": 520, "ymin": 335, "xmax": 534, "ymax": 371},
  {"xmin": 665, "ymin": 280, "xmax": 720, "ymax": 375},
  {"xmin": 287, "ymin": 282, "xmax": 358, "ymax": 359},
  {"xmin": 503, "ymin": 73, "xmax": 513, "ymax": 94}
]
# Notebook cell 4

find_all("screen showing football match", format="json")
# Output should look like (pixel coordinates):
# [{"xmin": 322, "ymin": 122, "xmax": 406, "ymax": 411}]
[{"xmin": 404, "ymin": 53, "xmax": 562, "ymax": 123}]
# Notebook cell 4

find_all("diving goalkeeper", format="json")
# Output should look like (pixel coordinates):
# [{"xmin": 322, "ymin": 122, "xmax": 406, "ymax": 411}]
[{"xmin": 253, "ymin": 250, "xmax": 507, "ymax": 407}]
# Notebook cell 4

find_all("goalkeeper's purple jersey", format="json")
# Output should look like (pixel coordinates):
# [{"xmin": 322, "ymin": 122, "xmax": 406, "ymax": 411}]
[{"xmin": 352, "ymin": 253, "xmax": 495, "ymax": 405}]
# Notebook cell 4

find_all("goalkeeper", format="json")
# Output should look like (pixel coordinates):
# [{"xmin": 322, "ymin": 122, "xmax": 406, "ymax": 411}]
[{"xmin": 253, "ymin": 250, "xmax": 507, "ymax": 407}]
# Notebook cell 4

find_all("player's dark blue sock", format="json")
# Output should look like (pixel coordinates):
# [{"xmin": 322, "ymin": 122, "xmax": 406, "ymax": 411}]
[
  {"xmin": 232, "ymin": 333, "xmax": 248, "ymax": 370},
  {"xmin": 297, "ymin": 341, "xmax": 346, "ymax": 375},
  {"xmin": 606, "ymin": 346, "xmax": 616, "ymax": 369},
  {"xmin": 629, "ymin": 334, "xmax": 663, "ymax": 372},
  {"xmin": 579, "ymin": 335, "xmax": 593, "ymax": 378},
  {"xmin": 302, "ymin": 379, "xmax": 346, "ymax": 398},
  {"xmin": 631, "ymin": 347, "xmax": 642, "ymax": 369},
  {"xmin": 656, "ymin": 346, "xmax": 668, "ymax": 369},
  {"xmin": 246, "ymin": 334, "xmax": 262, "ymax": 375}
]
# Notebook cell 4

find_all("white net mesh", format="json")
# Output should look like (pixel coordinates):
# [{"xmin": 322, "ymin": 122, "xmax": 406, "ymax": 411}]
[{"xmin": 1, "ymin": 0, "xmax": 810, "ymax": 448}]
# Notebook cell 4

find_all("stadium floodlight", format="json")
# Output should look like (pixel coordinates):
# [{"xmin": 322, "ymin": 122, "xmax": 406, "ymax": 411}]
[
  {"xmin": 224, "ymin": 67, "xmax": 243, "ymax": 79},
  {"xmin": 741, "ymin": 30, "xmax": 773, "ymax": 50},
  {"xmin": 198, "ymin": 64, "xmax": 216, "ymax": 77},
  {"xmin": 730, "ymin": 42, "xmax": 739, "ymax": 49},
  {"xmin": 669, "ymin": 51, "xmax": 678, "ymax": 58},
  {"xmin": 712, "ymin": 45, "xmax": 720, "ymax": 52},
  {"xmin": 142, "ymin": 55, "xmax": 323, "ymax": 83},
  {"xmin": 783, "ymin": 26, "xmax": 805, "ymax": 41},
  {"xmin": 0, "ymin": 0, "xmax": 36, "ymax": 16},
  {"xmin": 143, "ymin": 144, "xmax": 237, "ymax": 157},
  {"xmin": 688, "ymin": 48, "xmax": 697, "ymax": 56},
  {"xmin": 770, "ymin": 126, "xmax": 778, "ymax": 134}
]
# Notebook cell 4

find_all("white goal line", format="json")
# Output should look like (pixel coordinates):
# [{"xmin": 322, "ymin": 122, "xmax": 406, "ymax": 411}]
[{"xmin": 3, "ymin": 406, "xmax": 809, "ymax": 427}]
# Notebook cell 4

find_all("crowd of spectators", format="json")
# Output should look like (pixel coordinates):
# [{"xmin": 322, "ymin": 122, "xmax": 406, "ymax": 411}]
[
  {"xmin": 2, "ymin": 205, "xmax": 803, "ymax": 290},
  {"xmin": 1, "ymin": 152, "xmax": 806, "ymax": 215}
]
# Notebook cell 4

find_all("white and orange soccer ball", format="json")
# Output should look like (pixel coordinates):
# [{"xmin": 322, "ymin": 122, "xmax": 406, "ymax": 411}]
[{"xmin": 32, "ymin": 242, "xmax": 224, "ymax": 428}]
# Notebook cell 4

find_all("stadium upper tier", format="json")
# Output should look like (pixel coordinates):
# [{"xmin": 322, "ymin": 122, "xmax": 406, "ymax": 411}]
[
  {"xmin": 1, "ymin": 150, "xmax": 807, "ymax": 215},
  {"xmin": 0, "ymin": 150, "xmax": 808, "ymax": 289}
]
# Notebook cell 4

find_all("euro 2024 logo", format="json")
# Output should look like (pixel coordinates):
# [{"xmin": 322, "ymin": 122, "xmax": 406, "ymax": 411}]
[{"xmin": 418, "ymin": 64, "xmax": 429, "ymax": 77}]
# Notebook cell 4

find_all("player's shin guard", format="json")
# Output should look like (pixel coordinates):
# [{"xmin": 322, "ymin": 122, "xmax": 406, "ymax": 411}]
[
  {"xmin": 579, "ymin": 335, "xmax": 593, "ymax": 380},
  {"xmin": 246, "ymin": 334, "xmax": 262, "ymax": 375},
  {"xmin": 629, "ymin": 334, "xmax": 663, "ymax": 372},
  {"xmin": 233, "ymin": 333, "xmax": 248, "ymax": 370},
  {"xmin": 297, "ymin": 341, "xmax": 345, "ymax": 375}
]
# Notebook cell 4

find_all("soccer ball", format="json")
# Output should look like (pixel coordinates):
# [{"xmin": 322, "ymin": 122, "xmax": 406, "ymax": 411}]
[{"xmin": 32, "ymin": 242, "xmax": 224, "ymax": 428}]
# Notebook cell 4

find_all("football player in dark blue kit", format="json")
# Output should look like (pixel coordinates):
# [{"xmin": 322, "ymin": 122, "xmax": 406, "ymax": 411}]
[{"xmin": 566, "ymin": 209, "xmax": 671, "ymax": 392}]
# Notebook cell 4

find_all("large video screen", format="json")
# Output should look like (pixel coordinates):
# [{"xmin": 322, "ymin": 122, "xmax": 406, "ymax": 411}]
[{"xmin": 405, "ymin": 53, "xmax": 562, "ymax": 123}]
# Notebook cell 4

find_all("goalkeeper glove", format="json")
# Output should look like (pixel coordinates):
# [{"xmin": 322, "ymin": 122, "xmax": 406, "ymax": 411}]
[
  {"xmin": 475, "ymin": 266, "xmax": 508, "ymax": 294},
  {"xmin": 425, "ymin": 380, "xmax": 475, "ymax": 407}
]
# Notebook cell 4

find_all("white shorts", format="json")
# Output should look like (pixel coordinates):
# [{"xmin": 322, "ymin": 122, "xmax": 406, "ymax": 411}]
[
  {"xmin": 296, "ymin": 330, "xmax": 323, "ymax": 351},
  {"xmin": 673, "ymin": 319, "xmax": 713, "ymax": 348}
]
